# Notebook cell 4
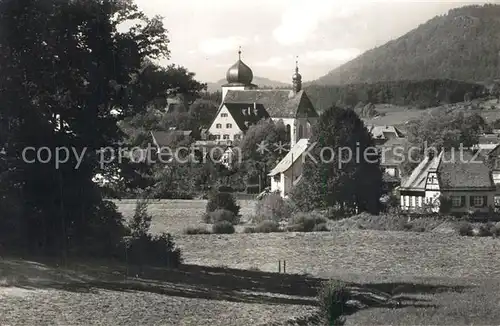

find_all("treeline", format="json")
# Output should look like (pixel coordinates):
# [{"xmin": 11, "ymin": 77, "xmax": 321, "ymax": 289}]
[{"xmin": 305, "ymin": 79, "xmax": 486, "ymax": 111}]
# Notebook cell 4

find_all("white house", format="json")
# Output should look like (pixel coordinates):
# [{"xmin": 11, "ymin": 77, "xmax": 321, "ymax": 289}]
[
  {"xmin": 268, "ymin": 139, "xmax": 310, "ymax": 198},
  {"xmin": 399, "ymin": 151, "xmax": 496, "ymax": 213}
]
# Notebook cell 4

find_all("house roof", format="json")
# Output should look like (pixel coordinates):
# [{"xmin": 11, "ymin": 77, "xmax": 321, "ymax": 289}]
[
  {"xmin": 268, "ymin": 138, "xmax": 309, "ymax": 176},
  {"xmin": 438, "ymin": 151, "xmax": 494, "ymax": 190},
  {"xmin": 366, "ymin": 125, "xmax": 404, "ymax": 140},
  {"xmin": 400, "ymin": 153, "xmax": 441, "ymax": 191},
  {"xmin": 400, "ymin": 151, "xmax": 494, "ymax": 191},
  {"xmin": 223, "ymin": 103, "xmax": 269, "ymax": 131},
  {"xmin": 165, "ymin": 95, "xmax": 188, "ymax": 114},
  {"xmin": 478, "ymin": 133, "xmax": 500, "ymax": 144},
  {"xmin": 223, "ymin": 89, "xmax": 317, "ymax": 118},
  {"xmin": 151, "ymin": 130, "xmax": 192, "ymax": 147}
]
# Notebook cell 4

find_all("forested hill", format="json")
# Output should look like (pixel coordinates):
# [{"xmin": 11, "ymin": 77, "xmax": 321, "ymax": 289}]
[{"xmin": 312, "ymin": 4, "xmax": 500, "ymax": 86}]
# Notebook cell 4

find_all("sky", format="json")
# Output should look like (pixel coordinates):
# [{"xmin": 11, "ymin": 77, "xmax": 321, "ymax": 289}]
[{"xmin": 133, "ymin": 0, "xmax": 491, "ymax": 83}]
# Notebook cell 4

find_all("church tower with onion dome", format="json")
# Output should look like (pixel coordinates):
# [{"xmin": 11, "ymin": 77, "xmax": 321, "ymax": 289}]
[
  {"xmin": 292, "ymin": 57, "xmax": 302, "ymax": 94},
  {"xmin": 221, "ymin": 47, "xmax": 258, "ymax": 100}
]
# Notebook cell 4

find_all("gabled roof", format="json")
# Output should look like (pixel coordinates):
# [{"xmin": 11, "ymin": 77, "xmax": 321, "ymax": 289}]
[
  {"xmin": 400, "ymin": 153, "xmax": 441, "ymax": 191},
  {"xmin": 223, "ymin": 89, "xmax": 317, "ymax": 118},
  {"xmin": 223, "ymin": 103, "xmax": 269, "ymax": 131},
  {"xmin": 151, "ymin": 130, "xmax": 192, "ymax": 147},
  {"xmin": 400, "ymin": 151, "xmax": 495, "ymax": 191},
  {"xmin": 268, "ymin": 138, "xmax": 309, "ymax": 176}
]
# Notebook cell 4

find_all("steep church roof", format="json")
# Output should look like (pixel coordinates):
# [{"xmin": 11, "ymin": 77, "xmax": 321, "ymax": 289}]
[{"xmin": 223, "ymin": 89, "xmax": 318, "ymax": 118}]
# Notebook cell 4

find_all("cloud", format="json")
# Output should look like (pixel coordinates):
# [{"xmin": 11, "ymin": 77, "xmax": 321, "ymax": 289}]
[
  {"xmin": 303, "ymin": 48, "xmax": 362, "ymax": 64},
  {"xmin": 273, "ymin": 1, "xmax": 363, "ymax": 45},
  {"xmin": 254, "ymin": 56, "xmax": 284, "ymax": 67},
  {"xmin": 198, "ymin": 36, "xmax": 247, "ymax": 55}
]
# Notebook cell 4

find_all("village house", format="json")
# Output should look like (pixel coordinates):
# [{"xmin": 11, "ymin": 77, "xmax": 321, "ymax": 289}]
[
  {"xmin": 399, "ymin": 151, "xmax": 497, "ymax": 214},
  {"xmin": 378, "ymin": 137, "xmax": 408, "ymax": 191},
  {"xmin": 268, "ymin": 138, "xmax": 309, "ymax": 197}
]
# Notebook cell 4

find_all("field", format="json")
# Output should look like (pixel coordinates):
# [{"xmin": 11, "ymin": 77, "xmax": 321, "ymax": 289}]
[
  {"xmin": 363, "ymin": 100, "xmax": 500, "ymax": 129},
  {"xmin": 112, "ymin": 199, "xmax": 256, "ymax": 234},
  {"xmin": 2, "ymin": 199, "xmax": 500, "ymax": 325}
]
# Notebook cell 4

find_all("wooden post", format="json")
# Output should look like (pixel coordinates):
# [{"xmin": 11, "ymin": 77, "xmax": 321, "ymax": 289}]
[
  {"xmin": 283, "ymin": 260, "xmax": 286, "ymax": 274},
  {"xmin": 278, "ymin": 260, "xmax": 281, "ymax": 273}
]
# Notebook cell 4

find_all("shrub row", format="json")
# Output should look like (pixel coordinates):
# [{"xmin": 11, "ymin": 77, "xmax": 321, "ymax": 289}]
[{"xmin": 457, "ymin": 222, "xmax": 500, "ymax": 237}]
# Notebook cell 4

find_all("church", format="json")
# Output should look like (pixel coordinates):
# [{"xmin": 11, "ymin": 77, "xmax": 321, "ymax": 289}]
[{"xmin": 207, "ymin": 49, "xmax": 319, "ymax": 197}]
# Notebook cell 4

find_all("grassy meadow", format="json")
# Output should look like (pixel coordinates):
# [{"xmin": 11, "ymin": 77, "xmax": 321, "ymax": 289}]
[{"xmin": 3, "ymin": 199, "xmax": 500, "ymax": 325}]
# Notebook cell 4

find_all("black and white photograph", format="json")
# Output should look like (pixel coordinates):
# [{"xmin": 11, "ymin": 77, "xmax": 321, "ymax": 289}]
[{"xmin": 1, "ymin": 0, "xmax": 500, "ymax": 325}]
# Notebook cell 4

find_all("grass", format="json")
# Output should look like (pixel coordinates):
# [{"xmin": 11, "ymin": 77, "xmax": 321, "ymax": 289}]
[
  {"xmin": 112, "ymin": 199, "xmax": 256, "ymax": 234},
  {"xmin": 3, "ymin": 200, "xmax": 500, "ymax": 325}
]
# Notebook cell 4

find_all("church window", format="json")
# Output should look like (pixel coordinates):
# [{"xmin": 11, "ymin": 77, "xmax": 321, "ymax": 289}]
[
  {"xmin": 226, "ymin": 123, "xmax": 232, "ymax": 128},
  {"xmin": 221, "ymin": 113, "xmax": 228, "ymax": 117},
  {"xmin": 298, "ymin": 125, "xmax": 304, "ymax": 139},
  {"xmin": 216, "ymin": 123, "xmax": 222, "ymax": 129},
  {"xmin": 286, "ymin": 124, "xmax": 291, "ymax": 142}
]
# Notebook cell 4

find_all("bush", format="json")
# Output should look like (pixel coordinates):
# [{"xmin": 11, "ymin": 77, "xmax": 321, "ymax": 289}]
[
  {"xmin": 287, "ymin": 212, "xmax": 328, "ymax": 232},
  {"xmin": 313, "ymin": 223, "xmax": 329, "ymax": 232},
  {"xmin": 255, "ymin": 194, "xmax": 294, "ymax": 222},
  {"xmin": 317, "ymin": 280, "xmax": 349, "ymax": 325},
  {"xmin": 245, "ymin": 220, "xmax": 281, "ymax": 233},
  {"xmin": 206, "ymin": 191, "xmax": 240, "ymax": 216},
  {"xmin": 128, "ymin": 198, "xmax": 152, "ymax": 237},
  {"xmin": 212, "ymin": 221, "xmax": 235, "ymax": 234},
  {"xmin": 184, "ymin": 226, "xmax": 211, "ymax": 235},
  {"xmin": 122, "ymin": 199, "xmax": 182, "ymax": 268},
  {"xmin": 458, "ymin": 222, "xmax": 473, "ymax": 236},
  {"xmin": 490, "ymin": 222, "xmax": 500, "ymax": 237},
  {"xmin": 123, "ymin": 233, "xmax": 182, "ymax": 268},
  {"xmin": 203, "ymin": 209, "xmax": 239, "ymax": 225},
  {"xmin": 477, "ymin": 224, "xmax": 493, "ymax": 237}
]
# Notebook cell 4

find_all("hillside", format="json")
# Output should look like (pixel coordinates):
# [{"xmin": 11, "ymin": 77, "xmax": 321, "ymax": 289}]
[
  {"xmin": 313, "ymin": 4, "xmax": 500, "ymax": 85},
  {"xmin": 206, "ymin": 76, "xmax": 290, "ymax": 92}
]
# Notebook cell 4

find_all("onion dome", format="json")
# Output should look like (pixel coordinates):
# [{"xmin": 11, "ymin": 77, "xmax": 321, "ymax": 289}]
[{"xmin": 226, "ymin": 49, "xmax": 253, "ymax": 85}]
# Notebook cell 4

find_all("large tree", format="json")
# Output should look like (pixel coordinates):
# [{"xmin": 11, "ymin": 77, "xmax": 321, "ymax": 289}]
[
  {"xmin": 236, "ymin": 119, "xmax": 288, "ymax": 190},
  {"xmin": 0, "ymin": 0, "xmax": 170, "ymax": 255},
  {"xmin": 290, "ymin": 106, "xmax": 383, "ymax": 214}
]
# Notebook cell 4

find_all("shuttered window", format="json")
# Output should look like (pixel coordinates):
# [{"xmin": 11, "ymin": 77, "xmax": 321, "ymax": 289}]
[{"xmin": 471, "ymin": 196, "xmax": 486, "ymax": 208}]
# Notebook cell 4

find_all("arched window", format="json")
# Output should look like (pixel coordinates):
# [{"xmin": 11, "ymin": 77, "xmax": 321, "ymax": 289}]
[
  {"xmin": 286, "ymin": 124, "xmax": 291, "ymax": 142},
  {"xmin": 298, "ymin": 125, "xmax": 303, "ymax": 139}
]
